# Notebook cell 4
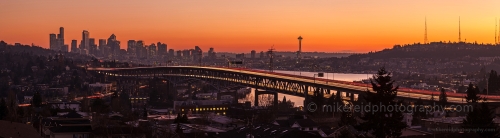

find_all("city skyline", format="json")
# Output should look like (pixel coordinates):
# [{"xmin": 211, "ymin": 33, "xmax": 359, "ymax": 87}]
[{"xmin": 1, "ymin": 0, "xmax": 500, "ymax": 53}]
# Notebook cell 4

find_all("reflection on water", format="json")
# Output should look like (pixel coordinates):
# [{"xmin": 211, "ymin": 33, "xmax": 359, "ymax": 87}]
[{"xmin": 238, "ymin": 70, "xmax": 372, "ymax": 107}]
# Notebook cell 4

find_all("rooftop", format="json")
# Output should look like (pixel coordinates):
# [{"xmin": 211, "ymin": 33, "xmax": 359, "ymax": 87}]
[{"xmin": 0, "ymin": 120, "xmax": 42, "ymax": 138}]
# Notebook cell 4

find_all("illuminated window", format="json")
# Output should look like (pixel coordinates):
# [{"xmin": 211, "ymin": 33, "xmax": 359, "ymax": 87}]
[
  {"xmin": 181, "ymin": 109, "xmax": 184, "ymax": 112},
  {"xmin": 223, "ymin": 112, "xmax": 226, "ymax": 115}
]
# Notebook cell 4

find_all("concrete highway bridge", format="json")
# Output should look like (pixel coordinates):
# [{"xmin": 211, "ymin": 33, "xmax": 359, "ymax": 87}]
[{"xmin": 86, "ymin": 66, "xmax": 500, "ymax": 105}]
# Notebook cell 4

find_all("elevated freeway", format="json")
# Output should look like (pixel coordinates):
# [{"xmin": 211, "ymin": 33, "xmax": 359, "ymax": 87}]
[{"xmin": 87, "ymin": 66, "xmax": 500, "ymax": 104}]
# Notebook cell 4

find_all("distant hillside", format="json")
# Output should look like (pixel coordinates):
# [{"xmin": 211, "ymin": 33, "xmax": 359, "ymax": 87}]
[
  {"xmin": 0, "ymin": 41, "xmax": 92, "ymax": 61},
  {"xmin": 216, "ymin": 51, "xmax": 354, "ymax": 58},
  {"xmin": 348, "ymin": 42, "xmax": 500, "ymax": 59}
]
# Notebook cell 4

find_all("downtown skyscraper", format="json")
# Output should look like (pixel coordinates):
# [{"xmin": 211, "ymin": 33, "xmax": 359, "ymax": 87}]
[
  {"xmin": 81, "ymin": 30, "xmax": 90, "ymax": 55},
  {"xmin": 49, "ymin": 34, "xmax": 57, "ymax": 50},
  {"xmin": 127, "ymin": 40, "xmax": 136, "ymax": 57},
  {"xmin": 157, "ymin": 42, "xmax": 167, "ymax": 56},
  {"xmin": 49, "ymin": 27, "xmax": 67, "ymax": 52},
  {"xmin": 71, "ymin": 40, "xmax": 78, "ymax": 53}
]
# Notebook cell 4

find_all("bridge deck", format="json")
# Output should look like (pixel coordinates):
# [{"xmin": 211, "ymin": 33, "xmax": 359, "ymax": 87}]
[{"xmin": 87, "ymin": 66, "xmax": 500, "ymax": 103}]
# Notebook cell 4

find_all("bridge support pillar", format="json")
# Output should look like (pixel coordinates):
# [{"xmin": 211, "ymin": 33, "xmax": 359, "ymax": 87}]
[
  {"xmin": 350, "ymin": 93, "xmax": 355, "ymax": 101},
  {"xmin": 304, "ymin": 86, "xmax": 309, "ymax": 108},
  {"xmin": 255, "ymin": 89, "xmax": 259, "ymax": 107},
  {"xmin": 274, "ymin": 92, "xmax": 278, "ymax": 107}
]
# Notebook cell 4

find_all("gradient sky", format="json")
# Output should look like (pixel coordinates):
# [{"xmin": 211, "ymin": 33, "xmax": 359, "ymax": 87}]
[{"xmin": 1, "ymin": 0, "xmax": 499, "ymax": 53}]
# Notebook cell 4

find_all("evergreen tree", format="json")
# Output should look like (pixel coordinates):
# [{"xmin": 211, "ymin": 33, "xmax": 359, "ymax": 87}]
[
  {"xmin": 175, "ymin": 123, "xmax": 183, "ymax": 135},
  {"xmin": 110, "ymin": 91, "xmax": 120, "ymax": 112},
  {"xmin": 174, "ymin": 113, "xmax": 182, "ymax": 123},
  {"xmin": 90, "ymin": 98, "xmax": 108, "ymax": 113},
  {"xmin": 181, "ymin": 114, "xmax": 189, "ymax": 123},
  {"xmin": 338, "ymin": 128, "xmax": 356, "ymax": 138},
  {"xmin": 329, "ymin": 91, "xmax": 343, "ymax": 117},
  {"xmin": 17, "ymin": 107, "xmax": 24, "ymax": 118},
  {"xmin": 465, "ymin": 83, "xmax": 481, "ymax": 103},
  {"xmin": 310, "ymin": 88, "xmax": 325, "ymax": 116},
  {"xmin": 356, "ymin": 67, "xmax": 407, "ymax": 138},
  {"xmin": 279, "ymin": 96, "xmax": 294, "ymax": 113},
  {"xmin": 23, "ymin": 59, "xmax": 34, "ymax": 76},
  {"xmin": 438, "ymin": 88, "xmax": 448, "ymax": 107},
  {"xmin": 412, "ymin": 98, "xmax": 427, "ymax": 126},
  {"xmin": 32, "ymin": 91, "xmax": 42, "ymax": 108},
  {"xmin": 462, "ymin": 102, "xmax": 498, "ymax": 137},
  {"xmin": 119, "ymin": 91, "xmax": 131, "ymax": 113},
  {"xmin": 488, "ymin": 70, "xmax": 499, "ymax": 93},
  {"xmin": 143, "ymin": 107, "xmax": 147, "ymax": 120},
  {"xmin": 0, "ymin": 98, "xmax": 7, "ymax": 120},
  {"xmin": 335, "ymin": 91, "xmax": 343, "ymax": 104},
  {"xmin": 339, "ymin": 105, "xmax": 357, "ymax": 127}
]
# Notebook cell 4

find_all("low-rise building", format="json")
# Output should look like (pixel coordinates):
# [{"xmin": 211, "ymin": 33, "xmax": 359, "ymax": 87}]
[
  {"xmin": 88, "ymin": 83, "xmax": 112, "ymax": 94},
  {"xmin": 174, "ymin": 100, "xmax": 231, "ymax": 115}
]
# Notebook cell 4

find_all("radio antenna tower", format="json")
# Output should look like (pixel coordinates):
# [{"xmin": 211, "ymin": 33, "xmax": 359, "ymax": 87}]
[
  {"xmin": 496, "ymin": 18, "xmax": 498, "ymax": 45},
  {"xmin": 498, "ymin": 18, "xmax": 500, "ymax": 45},
  {"xmin": 459, "ymin": 16, "xmax": 461, "ymax": 42},
  {"xmin": 268, "ymin": 45, "xmax": 275, "ymax": 72},
  {"xmin": 424, "ymin": 17, "xmax": 428, "ymax": 44}
]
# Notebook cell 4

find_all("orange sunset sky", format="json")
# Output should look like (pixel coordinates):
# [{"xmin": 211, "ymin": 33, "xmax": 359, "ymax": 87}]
[{"xmin": 1, "ymin": 0, "xmax": 499, "ymax": 53}]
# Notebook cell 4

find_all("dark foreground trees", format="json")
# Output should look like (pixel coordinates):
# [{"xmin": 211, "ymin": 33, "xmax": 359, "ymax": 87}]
[
  {"xmin": 356, "ymin": 67, "xmax": 407, "ymax": 137},
  {"xmin": 462, "ymin": 102, "xmax": 499, "ymax": 137}
]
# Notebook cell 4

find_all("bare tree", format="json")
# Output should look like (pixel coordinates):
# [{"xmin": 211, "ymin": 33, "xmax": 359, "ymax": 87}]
[{"xmin": 258, "ymin": 94, "xmax": 275, "ymax": 107}]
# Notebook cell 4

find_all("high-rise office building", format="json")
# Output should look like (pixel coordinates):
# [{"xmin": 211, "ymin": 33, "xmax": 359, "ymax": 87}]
[
  {"xmin": 251, "ymin": 50, "xmax": 256, "ymax": 59},
  {"xmin": 49, "ymin": 27, "xmax": 65, "ymax": 51},
  {"xmin": 183, "ymin": 49, "xmax": 193, "ymax": 60},
  {"xmin": 49, "ymin": 34, "xmax": 57, "ymax": 50},
  {"xmin": 177, "ymin": 50, "xmax": 182, "ymax": 58},
  {"xmin": 260, "ymin": 51, "xmax": 265, "ymax": 59},
  {"xmin": 127, "ymin": 40, "xmax": 136, "ymax": 56},
  {"xmin": 157, "ymin": 42, "xmax": 167, "ymax": 56},
  {"xmin": 61, "ymin": 45, "xmax": 69, "ymax": 52},
  {"xmin": 147, "ymin": 43, "xmax": 157, "ymax": 58},
  {"xmin": 208, "ymin": 47, "xmax": 215, "ymax": 59},
  {"xmin": 89, "ymin": 38, "xmax": 95, "ymax": 46},
  {"xmin": 107, "ymin": 34, "xmax": 120, "ymax": 57},
  {"xmin": 98, "ymin": 39, "xmax": 106, "ymax": 55},
  {"xmin": 193, "ymin": 46, "xmax": 202, "ymax": 61},
  {"xmin": 89, "ymin": 38, "xmax": 96, "ymax": 54},
  {"xmin": 136, "ymin": 40, "xmax": 144, "ymax": 58},
  {"xmin": 71, "ymin": 40, "xmax": 78, "ymax": 53},
  {"xmin": 59, "ymin": 27, "xmax": 64, "ymax": 39},
  {"xmin": 168, "ymin": 49, "xmax": 175, "ymax": 57},
  {"xmin": 82, "ymin": 30, "xmax": 90, "ymax": 54},
  {"xmin": 57, "ymin": 27, "xmax": 65, "ymax": 51},
  {"xmin": 236, "ymin": 53, "xmax": 245, "ymax": 59}
]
